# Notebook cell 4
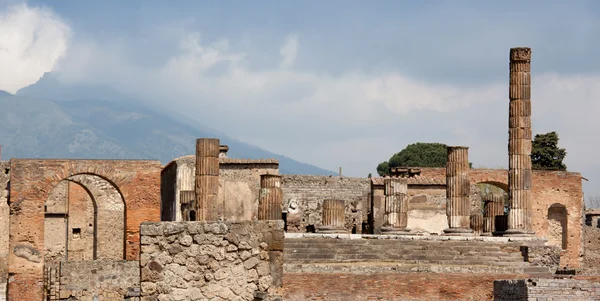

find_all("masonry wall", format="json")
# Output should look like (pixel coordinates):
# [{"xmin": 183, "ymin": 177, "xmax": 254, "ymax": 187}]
[
  {"xmin": 494, "ymin": 278, "xmax": 600, "ymax": 301},
  {"xmin": 0, "ymin": 162, "xmax": 9, "ymax": 301},
  {"xmin": 47, "ymin": 260, "xmax": 140, "ymax": 300},
  {"xmin": 281, "ymin": 175, "xmax": 369, "ymax": 233},
  {"xmin": 388, "ymin": 168, "xmax": 584, "ymax": 267},
  {"xmin": 160, "ymin": 156, "xmax": 279, "ymax": 222},
  {"xmin": 139, "ymin": 220, "xmax": 284, "ymax": 301},
  {"xmin": 582, "ymin": 215, "xmax": 600, "ymax": 273},
  {"xmin": 8, "ymin": 159, "xmax": 161, "ymax": 301}
]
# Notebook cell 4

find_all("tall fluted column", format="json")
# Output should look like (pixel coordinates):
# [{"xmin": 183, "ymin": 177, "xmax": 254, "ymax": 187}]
[
  {"xmin": 444, "ymin": 146, "xmax": 473, "ymax": 235},
  {"xmin": 195, "ymin": 138, "xmax": 220, "ymax": 221},
  {"xmin": 258, "ymin": 174, "xmax": 283, "ymax": 220},
  {"xmin": 506, "ymin": 47, "xmax": 535, "ymax": 236},
  {"xmin": 381, "ymin": 177, "xmax": 411, "ymax": 233},
  {"xmin": 317, "ymin": 199, "xmax": 346, "ymax": 233},
  {"xmin": 470, "ymin": 213, "xmax": 483, "ymax": 236},
  {"xmin": 483, "ymin": 194, "xmax": 505, "ymax": 235}
]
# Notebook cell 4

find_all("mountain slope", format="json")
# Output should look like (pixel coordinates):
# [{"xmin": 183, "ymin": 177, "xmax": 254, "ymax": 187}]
[{"xmin": 1, "ymin": 75, "xmax": 334, "ymax": 175}]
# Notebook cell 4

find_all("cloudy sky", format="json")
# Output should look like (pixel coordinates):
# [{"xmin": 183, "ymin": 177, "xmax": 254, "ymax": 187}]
[{"xmin": 1, "ymin": 0, "xmax": 599, "ymax": 198}]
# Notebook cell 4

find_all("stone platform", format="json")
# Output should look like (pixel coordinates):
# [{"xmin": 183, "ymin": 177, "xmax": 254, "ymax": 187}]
[{"xmin": 284, "ymin": 233, "xmax": 557, "ymax": 276}]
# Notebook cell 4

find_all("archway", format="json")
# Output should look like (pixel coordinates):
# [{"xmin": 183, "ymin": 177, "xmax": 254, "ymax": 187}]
[
  {"xmin": 547, "ymin": 203, "xmax": 568, "ymax": 250},
  {"xmin": 43, "ymin": 174, "xmax": 125, "ymax": 264}
]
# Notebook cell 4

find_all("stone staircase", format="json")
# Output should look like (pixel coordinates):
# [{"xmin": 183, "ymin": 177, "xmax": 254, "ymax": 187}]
[{"xmin": 284, "ymin": 236, "xmax": 553, "ymax": 276}]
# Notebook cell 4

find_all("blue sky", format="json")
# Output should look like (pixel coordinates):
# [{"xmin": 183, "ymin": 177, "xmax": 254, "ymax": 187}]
[{"xmin": 1, "ymin": 0, "xmax": 600, "ymax": 200}]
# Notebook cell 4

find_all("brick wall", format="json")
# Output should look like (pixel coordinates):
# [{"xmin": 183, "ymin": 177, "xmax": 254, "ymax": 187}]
[
  {"xmin": 46, "ymin": 260, "xmax": 140, "ymax": 300},
  {"xmin": 494, "ymin": 278, "xmax": 600, "ymax": 300},
  {"xmin": 7, "ymin": 159, "xmax": 161, "ymax": 301},
  {"xmin": 582, "ymin": 216, "xmax": 600, "ymax": 273},
  {"xmin": 281, "ymin": 175, "xmax": 370, "ymax": 233},
  {"xmin": 0, "ymin": 162, "xmax": 8, "ymax": 301},
  {"xmin": 139, "ymin": 221, "xmax": 284, "ymax": 301}
]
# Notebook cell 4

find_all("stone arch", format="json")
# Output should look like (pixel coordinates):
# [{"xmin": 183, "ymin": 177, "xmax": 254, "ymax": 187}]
[
  {"xmin": 43, "ymin": 174, "xmax": 125, "ymax": 262},
  {"xmin": 547, "ymin": 203, "xmax": 568, "ymax": 250}
]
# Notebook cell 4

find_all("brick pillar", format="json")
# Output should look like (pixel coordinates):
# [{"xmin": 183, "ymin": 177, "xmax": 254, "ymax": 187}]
[
  {"xmin": 506, "ymin": 47, "xmax": 535, "ymax": 236},
  {"xmin": 317, "ymin": 199, "xmax": 346, "ymax": 233},
  {"xmin": 381, "ymin": 177, "xmax": 411, "ymax": 234},
  {"xmin": 195, "ymin": 138, "xmax": 220, "ymax": 221},
  {"xmin": 258, "ymin": 174, "xmax": 283, "ymax": 220},
  {"xmin": 444, "ymin": 146, "xmax": 473, "ymax": 235},
  {"xmin": 483, "ymin": 194, "xmax": 505, "ymax": 235}
]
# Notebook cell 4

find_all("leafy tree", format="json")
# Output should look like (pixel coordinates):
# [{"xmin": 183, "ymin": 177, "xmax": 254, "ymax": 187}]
[
  {"xmin": 377, "ymin": 142, "xmax": 448, "ymax": 176},
  {"xmin": 531, "ymin": 131, "xmax": 567, "ymax": 171}
]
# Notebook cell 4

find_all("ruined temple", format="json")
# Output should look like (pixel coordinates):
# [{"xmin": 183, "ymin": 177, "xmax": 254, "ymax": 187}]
[{"xmin": 0, "ymin": 47, "xmax": 599, "ymax": 301}]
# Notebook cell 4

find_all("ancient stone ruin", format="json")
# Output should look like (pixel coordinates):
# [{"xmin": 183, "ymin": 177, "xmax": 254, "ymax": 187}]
[{"xmin": 0, "ymin": 47, "xmax": 598, "ymax": 301}]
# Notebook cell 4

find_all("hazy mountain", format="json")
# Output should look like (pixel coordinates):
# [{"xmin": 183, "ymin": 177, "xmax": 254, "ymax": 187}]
[{"xmin": 1, "ymin": 73, "xmax": 334, "ymax": 175}]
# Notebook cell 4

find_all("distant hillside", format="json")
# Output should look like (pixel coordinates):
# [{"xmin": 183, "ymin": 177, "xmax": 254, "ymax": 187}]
[{"xmin": 0, "ymin": 73, "xmax": 334, "ymax": 175}]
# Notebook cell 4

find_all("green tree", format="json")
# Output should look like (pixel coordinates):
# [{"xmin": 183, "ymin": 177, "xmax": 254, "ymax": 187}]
[
  {"xmin": 531, "ymin": 131, "xmax": 567, "ymax": 171},
  {"xmin": 377, "ymin": 142, "xmax": 448, "ymax": 176}
]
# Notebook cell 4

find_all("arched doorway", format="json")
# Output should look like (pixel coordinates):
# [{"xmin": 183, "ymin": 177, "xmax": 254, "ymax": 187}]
[
  {"xmin": 43, "ymin": 174, "xmax": 125, "ymax": 264},
  {"xmin": 547, "ymin": 203, "xmax": 568, "ymax": 250}
]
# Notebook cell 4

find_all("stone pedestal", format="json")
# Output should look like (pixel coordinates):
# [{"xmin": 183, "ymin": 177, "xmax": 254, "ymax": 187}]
[
  {"xmin": 483, "ymin": 194, "xmax": 505, "ymax": 235},
  {"xmin": 381, "ymin": 178, "xmax": 411, "ymax": 234},
  {"xmin": 444, "ymin": 146, "xmax": 474, "ymax": 236},
  {"xmin": 258, "ymin": 174, "xmax": 283, "ymax": 220},
  {"xmin": 506, "ymin": 47, "xmax": 535, "ymax": 236},
  {"xmin": 317, "ymin": 199, "xmax": 346, "ymax": 233},
  {"xmin": 195, "ymin": 138, "xmax": 220, "ymax": 221}
]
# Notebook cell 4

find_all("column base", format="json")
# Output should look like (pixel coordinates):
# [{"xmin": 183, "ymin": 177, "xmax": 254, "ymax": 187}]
[
  {"xmin": 443, "ymin": 228, "xmax": 474, "ymax": 236},
  {"xmin": 316, "ymin": 226, "xmax": 348, "ymax": 234},
  {"xmin": 502, "ymin": 229, "xmax": 536, "ymax": 237},
  {"xmin": 480, "ymin": 232, "xmax": 493, "ymax": 236},
  {"xmin": 381, "ymin": 227, "xmax": 413, "ymax": 235}
]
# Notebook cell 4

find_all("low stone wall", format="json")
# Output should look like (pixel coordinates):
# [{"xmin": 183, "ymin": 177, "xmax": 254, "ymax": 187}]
[
  {"xmin": 140, "ymin": 220, "xmax": 284, "ymax": 301},
  {"xmin": 494, "ymin": 278, "xmax": 600, "ymax": 300},
  {"xmin": 51, "ymin": 260, "xmax": 140, "ymax": 300}
]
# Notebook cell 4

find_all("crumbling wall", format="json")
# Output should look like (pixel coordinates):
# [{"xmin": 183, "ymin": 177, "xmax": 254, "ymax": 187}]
[
  {"xmin": 8, "ymin": 159, "xmax": 161, "ymax": 301},
  {"xmin": 281, "ymin": 175, "xmax": 369, "ymax": 233},
  {"xmin": 494, "ymin": 278, "xmax": 600, "ymax": 300},
  {"xmin": 406, "ymin": 185, "xmax": 447, "ymax": 234},
  {"xmin": 161, "ymin": 156, "xmax": 279, "ymax": 222},
  {"xmin": 582, "ymin": 218, "xmax": 600, "ymax": 274},
  {"xmin": 47, "ymin": 260, "xmax": 140, "ymax": 300},
  {"xmin": 139, "ymin": 220, "xmax": 284, "ymax": 301},
  {"xmin": 0, "ymin": 162, "xmax": 9, "ymax": 301},
  {"xmin": 66, "ymin": 181, "xmax": 95, "ymax": 261}
]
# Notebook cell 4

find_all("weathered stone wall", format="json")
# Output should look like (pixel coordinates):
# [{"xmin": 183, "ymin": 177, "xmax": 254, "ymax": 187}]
[
  {"xmin": 281, "ymin": 175, "xmax": 369, "ymax": 233},
  {"xmin": 161, "ymin": 156, "xmax": 279, "ymax": 222},
  {"xmin": 394, "ymin": 168, "xmax": 583, "ymax": 267},
  {"xmin": 0, "ymin": 161, "xmax": 9, "ymax": 301},
  {"xmin": 47, "ymin": 260, "xmax": 140, "ymax": 300},
  {"xmin": 582, "ymin": 216, "xmax": 600, "ymax": 274},
  {"xmin": 8, "ymin": 159, "xmax": 161, "ymax": 301},
  {"xmin": 494, "ymin": 278, "xmax": 600, "ymax": 300},
  {"xmin": 139, "ymin": 220, "xmax": 284, "ymax": 301}
]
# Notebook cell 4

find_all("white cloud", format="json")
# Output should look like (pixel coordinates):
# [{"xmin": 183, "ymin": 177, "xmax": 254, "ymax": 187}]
[
  {"xmin": 0, "ymin": 3, "xmax": 70, "ymax": 93},
  {"xmin": 4, "ymin": 5, "xmax": 598, "ymax": 197},
  {"xmin": 279, "ymin": 34, "xmax": 298, "ymax": 69}
]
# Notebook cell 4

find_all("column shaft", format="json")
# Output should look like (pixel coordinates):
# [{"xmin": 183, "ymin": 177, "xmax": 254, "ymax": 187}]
[
  {"xmin": 258, "ymin": 174, "xmax": 283, "ymax": 220},
  {"xmin": 444, "ymin": 146, "xmax": 473, "ymax": 235},
  {"xmin": 506, "ymin": 47, "xmax": 535, "ymax": 236},
  {"xmin": 195, "ymin": 138, "xmax": 220, "ymax": 221},
  {"xmin": 483, "ymin": 194, "xmax": 505, "ymax": 234},
  {"xmin": 381, "ymin": 178, "xmax": 410, "ymax": 233},
  {"xmin": 317, "ymin": 199, "xmax": 346, "ymax": 233}
]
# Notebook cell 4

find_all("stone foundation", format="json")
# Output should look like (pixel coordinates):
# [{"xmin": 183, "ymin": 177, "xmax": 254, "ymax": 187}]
[
  {"xmin": 494, "ymin": 278, "xmax": 600, "ymax": 300},
  {"xmin": 139, "ymin": 220, "xmax": 284, "ymax": 301}
]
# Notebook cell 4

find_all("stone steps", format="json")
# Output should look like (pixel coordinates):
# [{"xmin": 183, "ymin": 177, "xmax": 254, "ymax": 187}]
[{"xmin": 283, "ymin": 237, "xmax": 551, "ymax": 274}]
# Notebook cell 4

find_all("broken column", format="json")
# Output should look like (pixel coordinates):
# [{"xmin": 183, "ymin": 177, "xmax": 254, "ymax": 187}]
[
  {"xmin": 381, "ymin": 177, "xmax": 410, "ymax": 233},
  {"xmin": 195, "ymin": 138, "xmax": 220, "ymax": 221},
  {"xmin": 317, "ymin": 199, "xmax": 346, "ymax": 233},
  {"xmin": 258, "ymin": 174, "xmax": 283, "ymax": 220},
  {"xmin": 483, "ymin": 194, "xmax": 505, "ymax": 235},
  {"xmin": 444, "ymin": 146, "xmax": 473, "ymax": 235},
  {"xmin": 506, "ymin": 47, "xmax": 535, "ymax": 236}
]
